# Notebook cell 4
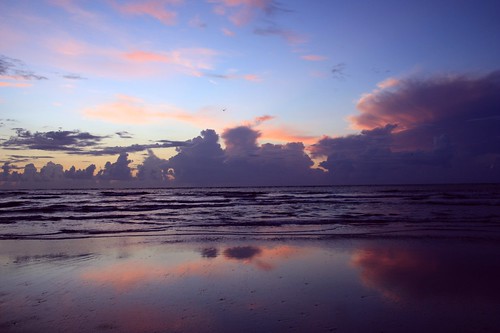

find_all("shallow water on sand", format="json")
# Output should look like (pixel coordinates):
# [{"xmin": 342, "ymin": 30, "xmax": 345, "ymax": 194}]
[{"xmin": 1, "ymin": 237, "xmax": 499, "ymax": 332}]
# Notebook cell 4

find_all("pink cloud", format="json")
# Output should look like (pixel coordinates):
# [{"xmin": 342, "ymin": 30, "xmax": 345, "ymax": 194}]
[
  {"xmin": 260, "ymin": 127, "xmax": 319, "ymax": 145},
  {"xmin": 0, "ymin": 81, "xmax": 32, "ymax": 88},
  {"xmin": 240, "ymin": 115, "xmax": 318, "ymax": 144},
  {"xmin": 301, "ymin": 54, "xmax": 327, "ymax": 61},
  {"xmin": 242, "ymin": 73, "xmax": 261, "ymax": 81},
  {"xmin": 83, "ymin": 95, "xmax": 185, "ymax": 124},
  {"xmin": 49, "ymin": 0, "xmax": 99, "ymax": 21},
  {"xmin": 83, "ymin": 95, "xmax": 227, "ymax": 128},
  {"xmin": 53, "ymin": 39, "xmax": 89, "ymax": 56},
  {"xmin": 123, "ymin": 48, "xmax": 219, "ymax": 76},
  {"xmin": 124, "ymin": 50, "xmax": 171, "ymax": 62},
  {"xmin": 254, "ymin": 115, "xmax": 274, "ymax": 124},
  {"xmin": 112, "ymin": 0, "xmax": 182, "ymax": 26},
  {"xmin": 221, "ymin": 27, "xmax": 235, "ymax": 36},
  {"xmin": 350, "ymin": 74, "xmax": 497, "ymax": 131},
  {"xmin": 44, "ymin": 36, "xmax": 219, "ymax": 78}
]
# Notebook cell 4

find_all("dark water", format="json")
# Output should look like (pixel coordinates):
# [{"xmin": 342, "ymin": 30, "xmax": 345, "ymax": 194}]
[{"xmin": 1, "ymin": 184, "xmax": 500, "ymax": 240}]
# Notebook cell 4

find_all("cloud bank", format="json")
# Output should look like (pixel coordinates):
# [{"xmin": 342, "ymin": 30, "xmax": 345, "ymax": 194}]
[
  {"xmin": 312, "ymin": 71, "xmax": 500, "ymax": 184},
  {"xmin": 2, "ymin": 71, "xmax": 500, "ymax": 188}
]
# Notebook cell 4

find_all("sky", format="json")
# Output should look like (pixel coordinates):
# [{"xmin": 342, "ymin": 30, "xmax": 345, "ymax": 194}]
[{"xmin": 1, "ymin": 0, "xmax": 500, "ymax": 188}]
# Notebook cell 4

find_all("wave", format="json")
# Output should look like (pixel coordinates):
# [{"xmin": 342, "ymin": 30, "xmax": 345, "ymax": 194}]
[{"xmin": 1, "ymin": 184, "xmax": 499, "ymax": 240}]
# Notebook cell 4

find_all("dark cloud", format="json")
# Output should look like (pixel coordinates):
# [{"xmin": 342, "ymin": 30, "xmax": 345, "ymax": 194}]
[
  {"xmin": 71, "ymin": 141, "xmax": 188, "ymax": 156},
  {"xmin": 9, "ymin": 154, "xmax": 55, "ymax": 159},
  {"xmin": 1, "ymin": 163, "xmax": 12, "ymax": 180},
  {"xmin": 2, "ymin": 69, "xmax": 499, "ymax": 189},
  {"xmin": 115, "ymin": 131, "xmax": 133, "ymax": 139},
  {"xmin": 222, "ymin": 126, "xmax": 260, "ymax": 158},
  {"xmin": 262, "ymin": 1, "xmax": 292, "ymax": 16},
  {"xmin": 167, "ymin": 129, "xmax": 226, "ymax": 186},
  {"xmin": 0, "ymin": 55, "xmax": 47, "ymax": 80},
  {"xmin": 311, "ymin": 125, "xmax": 453, "ymax": 184},
  {"xmin": 2, "ymin": 129, "xmax": 107, "ymax": 152},
  {"xmin": 65, "ymin": 164, "xmax": 96, "ymax": 180},
  {"xmin": 202, "ymin": 73, "xmax": 232, "ymax": 79},
  {"xmin": 97, "ymin": 153, "xmax": 133, "ymax": 181},
  {"xmin": 2, "ymin": 128, "xmax": 188, "ymax": 156},
  {"xmin": 139, "ymin": 127, "xmax": 322, "ymax": 187},
  {"xmin": 5, "ymin": 154, "xmax": 54, "ymax": 165},
  {"xmin": 331, "ymin": 63, "xmax": 347, "ymax": 80},
  {"xmin": 312, "ymin": 71, "xmax": 500, "ymax": 184},
  {"xmin": 253, "ymin": 24, "xmax": 304, "ymax": 44},
  {"xmin": 220, "ymin": 126, "xmax": 323, "ymax": 186},
  {"xmin": 62, "ymin": 73, "xmax": 87, "ymax": 80},
  {"xmin": 352, "ymin": 71, "xmax": 500, "ymax": 133},
  {"xmin": 136, "ymin": 149, "xmax": 171, "ymax": 182}
]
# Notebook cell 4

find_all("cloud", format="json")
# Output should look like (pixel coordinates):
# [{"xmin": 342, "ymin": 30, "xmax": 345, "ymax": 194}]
[
  {"xmin": 331, "ymin": 63, "xmax": 347, "ymax": 80},
  {"xmin": 188, "ymin": 14, "xmax": 207, "ymax": 28},
  {"xmin": 84, "ymin": 95, "xmax": 228, "ymax": 129},
  {"xmin": 97, "ymin": 152, "xmax": 133, "ymax": 180},
  {"xmin": 46, "ymin": 37, "xmax": 219, "ymax": 79},
  {"xmin": 253, "ymin": 25, "xmax": 306, "ymax": 45},
  {"xmin": 311, "ymin": 71, "xmax": 500, "ymax": 184},
  {"xmin": 2, "ymin": 128, "xmax": 107, "ymax": 152},
  {"xmin": 116, "ymin": 131, "xmax": 134, "ymax": 139},
  {"xmin": 65, "ymin": 164, "xmax": 96, "ymax": 180},
  {"xmin": 112, "ymin": 0, "xmax": 181, "ymax": 26},
  {"xmin": 1, "ymin": 126, "xmax": 323, "ymax": 187},
  {"xmin": 301, "ymin": 55, "xmax": 327, "ymax": 61},
  {"xmin": 252, "ymin": 115, "xmax": 274, "ymax": 125},
  {"xmin": 70, "ymin": 141, "xmax": 187, "ymax": 156},
  {"xmin": 202, "ymin": 71, "xmax": 262, "ymax": 82},
  {"xmin": 242, "ymin": 115, "xmax": 319, "ymax": 144},
  {"xmin": 221, "ymin": 27, "xmax": 235, "ymax": 36},
  {"xmin": 83, "ymin": 94, "xmax": 186, "ymax": 125},
  {"xmin": 352, "ymin": 71, "xmax": 500, "ymax": 131},
  {"xmin": 209, "ymin": 0, "xmax": 290, "ymax": 26},
  {"xmin": 62, "ymin": 73, "xmax": 87, "ymax": 80},
  {"xmin": 258, "ymin": 126, "xmax": 318, "ymax": 145},
  {"xmin": 167, "ymin": 129, "xmax": 226, "ymax": 186},
  {"xmin": 122, "ymin": 48, "xmax": 218, "ymax": 75},
  {"xmin": 219, "ymin": 126, "xmax": 322, "ymax": 186},
  {"xmin": 222, "ymin": 125, "xmax": 260, "ymax": 158},
  {"xmin": 0, "ymin": 54, "xmax": 47, "ymax": 81},
  {"xmin": 158, "ymin": 126, "xmax": 323, "ymax": 186},
  {"xmin": 6, "ymin": 155, "xmax": 55, "ymax": 164},
  {"xmin": 136, "ymin": 149, "xmax": 171, "ymax": 181},
  {"xmin": 49, "ymin": 0, "xmax": 100, "ymax": 23},
  {"xmin": 0, "ymin": 82, "xmax": 32, "ymax": 88}
]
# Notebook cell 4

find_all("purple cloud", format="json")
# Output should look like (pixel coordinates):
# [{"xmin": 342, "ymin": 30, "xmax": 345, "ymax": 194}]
[{"xmin": 312, "ymin": 71, "xmax": 500, "ymax": 184}]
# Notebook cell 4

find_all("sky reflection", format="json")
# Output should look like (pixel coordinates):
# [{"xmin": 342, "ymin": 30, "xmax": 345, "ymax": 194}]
[{"xmin": 1, "ymin": 238, "xmax": 499, "ymax": 332}]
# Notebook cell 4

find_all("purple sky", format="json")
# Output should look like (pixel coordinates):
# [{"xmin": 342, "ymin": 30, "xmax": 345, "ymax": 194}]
[{"xmin": 1, "ymin": 1, "xmax": 499, "ymax": 187}]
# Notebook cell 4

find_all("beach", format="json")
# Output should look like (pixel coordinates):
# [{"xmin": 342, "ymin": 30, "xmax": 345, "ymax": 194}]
[
  {"xmin": 1, "ymin": 236, "xmax": 500, "ymax": 332},
  {"xmin": 1, "ymin": 185, "xmax": 500, "ymax": 332}
]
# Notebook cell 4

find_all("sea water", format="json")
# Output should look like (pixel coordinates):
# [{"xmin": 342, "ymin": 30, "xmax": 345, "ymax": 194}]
[{"xmin": 1, "ymin": 184, "xmax": 499, "ymax": 240}]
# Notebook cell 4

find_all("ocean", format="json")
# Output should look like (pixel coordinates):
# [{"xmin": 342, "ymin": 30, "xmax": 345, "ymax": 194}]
[
  {"xmin": 2, "ymin": 183, "xmax": 500, "ymax": 241},
  {"xmin": 2, "ymin": 184, "xmax": 500, "ymax": 332}
]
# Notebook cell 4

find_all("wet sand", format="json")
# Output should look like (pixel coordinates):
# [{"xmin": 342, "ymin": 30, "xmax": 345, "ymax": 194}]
[{"xmin": 1, "ymin": 237, "xmax": 500, "ymax": 332}]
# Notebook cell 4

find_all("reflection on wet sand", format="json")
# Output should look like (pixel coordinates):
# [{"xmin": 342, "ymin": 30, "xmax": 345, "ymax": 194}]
[
  {"xmin": 352, "ymin": 243, "xmax": 500, "ymax": 303},
  {"xmin": 1, "ymin": 238, "xmax": 500, "ymax": 332}
]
